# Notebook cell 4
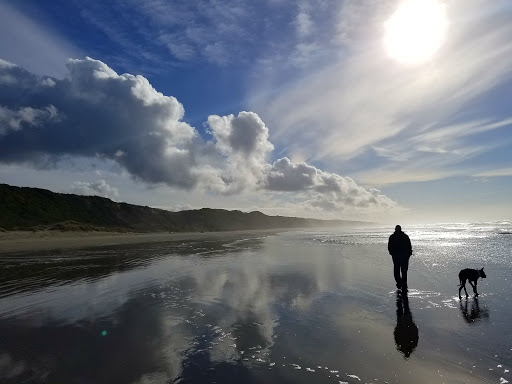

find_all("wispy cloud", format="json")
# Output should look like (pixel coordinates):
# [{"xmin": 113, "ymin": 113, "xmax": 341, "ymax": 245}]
[
  {"xmin": 66, "ymin": 0, "xmax": 346, "ymax": 72},
  {"xmin": 252, "ymin": 0, "xmax": 512, "ymax": 186},
  {"xmin": 75, "ymin": 0, "xmax": 255, "ymax": 66},
  {"xmin": 473, "ymin": 168, "xmax": 512, "ymax": 178},
  {"xmin": 0, "ymin": 2, "xmax": 80, "ymax": 77}
]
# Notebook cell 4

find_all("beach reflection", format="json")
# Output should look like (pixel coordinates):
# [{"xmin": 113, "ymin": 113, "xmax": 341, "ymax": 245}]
[
  {"xmin": 0, "ymin": 231, "xmax": 504, "ymax": 384},
  {"xmin": 459, "ymin": 297, "xmax": 490, "ymax": 324},
  {"xmin": 394, "ymin": 292, "xmax": 419, "ymax": 359},
  {"xmin": 0, "ymin": 236, "xmax": 266, "ymax": 298},
  {"xmin": 0, "ymin": 235, "xmax": 331, "ymax": 383}
]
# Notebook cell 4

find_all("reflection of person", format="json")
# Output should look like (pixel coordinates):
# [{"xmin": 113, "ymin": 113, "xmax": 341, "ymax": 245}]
[
  {"xmin": 394, "ymin": 292, "xmax": 419, "ymax": 359},
  {"xmin": 388, "ymin": 225, "xmax": 413, "ymax": 291}
]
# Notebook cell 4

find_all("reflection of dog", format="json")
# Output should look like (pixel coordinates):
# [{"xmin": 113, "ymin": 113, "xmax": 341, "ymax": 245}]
[
  {"xmin": 459, "ymin": 297, "xmax": 489, "ymax": 324},
  {"xmin": 458, "ymin": 268, "xmax": 486, "ymax": 298}
]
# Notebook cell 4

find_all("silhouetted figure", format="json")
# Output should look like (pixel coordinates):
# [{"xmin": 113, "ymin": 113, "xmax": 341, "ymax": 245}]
[
  {"xmin": 458, "ymin": 267, "xmax": 486, "ymax": 298},
  {"xmin": 394, "ymin": 292, "xmax": 419, "ymax": 359},
  {"xmin": 459, "ymin": 297, "xmax": 489, "ymax": 324},
  {"xmin": 388, "ymin": 225, "xmax": 413, "ymax": 291}
]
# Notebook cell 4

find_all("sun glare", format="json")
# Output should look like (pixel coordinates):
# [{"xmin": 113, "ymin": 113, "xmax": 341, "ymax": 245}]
[{"xmin": 384, "ymin": 0, "xmax": 448, "ymax": 65}]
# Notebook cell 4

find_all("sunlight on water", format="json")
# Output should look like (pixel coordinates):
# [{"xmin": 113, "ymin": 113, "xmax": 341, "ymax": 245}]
[{"xmin": 0, "ymin": 223, "xmax": 511, "ymax": 383}]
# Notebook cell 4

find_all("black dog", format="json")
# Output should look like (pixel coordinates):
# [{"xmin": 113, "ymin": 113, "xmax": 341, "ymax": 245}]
[{"xmin": 458, "ymin": 268, "xmax": 486, "ymax": 298}]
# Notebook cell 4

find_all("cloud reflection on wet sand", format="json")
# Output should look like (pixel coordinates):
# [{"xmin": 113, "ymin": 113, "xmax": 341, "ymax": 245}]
[{"xmin": 0, "ymin": 229, "xmax": 510, "ymax": 383}]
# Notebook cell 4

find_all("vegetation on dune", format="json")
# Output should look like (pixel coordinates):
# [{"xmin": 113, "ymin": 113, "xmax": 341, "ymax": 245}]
[{"xmin": 0, "ymin": 183, "xmax": 370, "ymax": 232}]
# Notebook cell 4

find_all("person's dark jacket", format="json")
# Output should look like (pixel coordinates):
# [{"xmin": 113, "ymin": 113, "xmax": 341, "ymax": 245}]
[{"xmin": 388, "ymin": 230, "xmax": 412, "ymax": 257}]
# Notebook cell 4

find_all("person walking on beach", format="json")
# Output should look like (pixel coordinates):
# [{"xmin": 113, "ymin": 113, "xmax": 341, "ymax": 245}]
[{"xmin": 388, "ymin": 225, "xmax": 413, "ymax": 291}]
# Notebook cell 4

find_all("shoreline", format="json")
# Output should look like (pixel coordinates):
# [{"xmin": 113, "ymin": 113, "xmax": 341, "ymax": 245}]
[{"xmin": 0, "ymin": 229, "xmax": 283, "ymax": 254}]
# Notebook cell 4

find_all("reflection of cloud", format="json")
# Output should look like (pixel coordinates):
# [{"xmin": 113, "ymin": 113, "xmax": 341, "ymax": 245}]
[
  {"xmin": 0, "ymin": 294, "xmax": 174, "ymax": 383},
  {"xmin": 0, "ymin": 232, "xmax": 496, "ymax": 383},
  {"xmin": 0, "ymin": 235, "xmax": 339, "ymax": 382},
  {"xmin": 0, "ymin": 353, "xmax": 26, "ymax": 380},
  {"xmin": 184, "ymin": 251, "xmax": 281, "ymax": 355}
]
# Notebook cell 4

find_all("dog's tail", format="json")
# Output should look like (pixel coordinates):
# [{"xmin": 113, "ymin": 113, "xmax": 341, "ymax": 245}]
[{"xmin": 457, "ymin": 271, "xmax": 464, "ymax": 286}]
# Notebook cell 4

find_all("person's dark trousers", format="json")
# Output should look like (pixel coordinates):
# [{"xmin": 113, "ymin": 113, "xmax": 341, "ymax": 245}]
[{"xmin": 392, "ymin": 254, "xmax": 410, "ymax": 288}]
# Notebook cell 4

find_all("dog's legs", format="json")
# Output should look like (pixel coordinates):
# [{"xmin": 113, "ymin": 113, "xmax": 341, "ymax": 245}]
[
  {"xmin": 470, "ymin": 280, "xmax": 479, "ymax": 296},
  {"xmin": 461, "ymin": 278, "xmax": 468, "ymax": 297},
  {"xmin": 458, "ymin": 278, "xmax": 467, "ymax": 298}
]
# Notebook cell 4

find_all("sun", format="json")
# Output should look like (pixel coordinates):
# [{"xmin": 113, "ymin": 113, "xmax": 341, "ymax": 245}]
[{"xmin": 384, "ymin": 0, "xmax": 448, "ymax": 65}]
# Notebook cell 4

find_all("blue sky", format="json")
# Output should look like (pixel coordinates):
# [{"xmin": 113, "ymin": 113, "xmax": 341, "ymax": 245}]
[{"xmin": 1, "ymin": 0, "xmax": 511, "ymax": 223}]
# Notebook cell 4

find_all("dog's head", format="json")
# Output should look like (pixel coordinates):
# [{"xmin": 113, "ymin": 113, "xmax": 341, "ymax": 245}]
[{"xmin": 480, "ymin": 267, "xmax": 486, "ymax": 279}]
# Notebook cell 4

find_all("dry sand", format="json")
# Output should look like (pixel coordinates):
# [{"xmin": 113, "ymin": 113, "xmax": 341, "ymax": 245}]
[{"xmin": 0, "ymin": 229, "xmax": 281, "ymax": 254}]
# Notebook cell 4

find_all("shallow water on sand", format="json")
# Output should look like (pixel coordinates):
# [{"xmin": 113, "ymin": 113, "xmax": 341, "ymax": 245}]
[{"xmin": 1, "ymin": 223, "xmax": 511, "ymax": 383}]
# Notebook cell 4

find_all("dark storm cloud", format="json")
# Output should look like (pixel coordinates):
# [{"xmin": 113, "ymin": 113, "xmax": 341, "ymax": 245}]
[{"xmin": 0, "ymin": 57, "xmax": 198, "ymax": 187}]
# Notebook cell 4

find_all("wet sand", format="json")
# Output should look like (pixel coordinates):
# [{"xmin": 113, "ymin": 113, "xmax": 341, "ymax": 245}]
[
  {"xmin": 0, "ymin": 229, "xmax": 280, "ymax": 254},
  {"xmin": 0, "ymin": 226, "xmax": 510, "ymax": 383}
]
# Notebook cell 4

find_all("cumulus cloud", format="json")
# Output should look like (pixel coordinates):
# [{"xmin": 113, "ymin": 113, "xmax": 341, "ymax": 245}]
[
  {"xmin": 265, "ymin": 157, "xmax": 396, "ymax": 211},
  {"xmin": 0, "ymin": 57, "xmax": 397, "ymax": 214},
  {"xmin": 205, "ymin": 111, "xmax": 274, "ymax": 193},
  {"xmin": 0, "ymin": 57, "xmax": 198, "ymax": 187},
  {"xmin": 209, "ymin": 111, "xmax": 274, "ymax": 160},
  {"xmin": 0, "ymin": 105, "xmax": 59, "ymax": 135},
  {"xmin": 71, "ymin": 180, "xmax": 119, "ymax": 200}
]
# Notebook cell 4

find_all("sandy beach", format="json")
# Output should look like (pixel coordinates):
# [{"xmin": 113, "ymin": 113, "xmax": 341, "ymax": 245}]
[
  {"xmin": 0, "ymin": 229, "xmax": 280, "ymax": 254},
  {"xmin": 0, "ymin": 224, "xmax": 510, "ymax": 384}
]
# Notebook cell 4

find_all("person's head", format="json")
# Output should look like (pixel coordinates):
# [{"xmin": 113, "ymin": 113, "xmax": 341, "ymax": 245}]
[{"xmin": 395, "ymin": 225, "xmax": 402, "ymax": 232}]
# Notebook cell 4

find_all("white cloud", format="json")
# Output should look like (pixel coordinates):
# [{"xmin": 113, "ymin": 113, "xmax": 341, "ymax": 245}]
[
  {"xmin": 473, "ymin": 168, "xmax": 512, "ymax": 178},
  {"xmin": 71, "ymin": 0, "xmax": 341, "ymax": 71},
  {"xmin": 199, "ymin": 111, "xmax": 275, "ymax": 194},
  {"xmin": 204, "ymin": 42, "xmax": 229, "ymax": 65},
  {"xmin": 169, "ymin": 112, "xmax": 265, "ymax": 195},
  {"xmin": 295, "ymin": 3, "xmax": 314, "ymax": 37},
  {"xmin": 71, "ymin": 180, "xmax": 120, "ymax": 200},
  {"xmin": 40, "ymin": 78, "xmax": 56, "ymax": 87},
  {"xmin": 0, "ymin": 57, "xmax": 399, "ymax": 216},
  {"xmin": 209, "ymin": 112, "xmax": 274, "ymax": 162},
  {"xmin": 411, "ymin": 118, "xmax": 512, "ymax": 145},
  {"xmin": 252, "ymin": 0, "xmax": 512, "ymax": 185},
  {"xmin": 336, "ymin": 0, "xmax": 391, "ymax": 45},
  {"xmin": 0, "ymin": 105, "xmax": 60, "ymax": 135},
  {"xmin": 354, "ymin": 116, "xmax": 512, "ymax": 186},
  {"xmin": 264, "ymin": 157, "xmax": 396, "ymax": 211},
  {"xmin": 118, "ymin": 0, "xmax": 253, "ymax": 64},
  {"xmin": 158, "ymin": 34, "xmax": 196, "ymax": 61},
  {"xmin": 0, "ymin": 59, "xmax": 16, "ymax": 68}
]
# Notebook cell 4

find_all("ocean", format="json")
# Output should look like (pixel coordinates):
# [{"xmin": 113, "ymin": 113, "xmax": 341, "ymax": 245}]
[{"xmin": 0, "ymin": 222, "xmax": 511, "ymax": 383}]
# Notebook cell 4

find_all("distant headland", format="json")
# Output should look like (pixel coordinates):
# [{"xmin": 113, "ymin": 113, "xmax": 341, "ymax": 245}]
[{"xmin": 0, "ymin": 183, "xmax": 372, "ymax": 233}]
